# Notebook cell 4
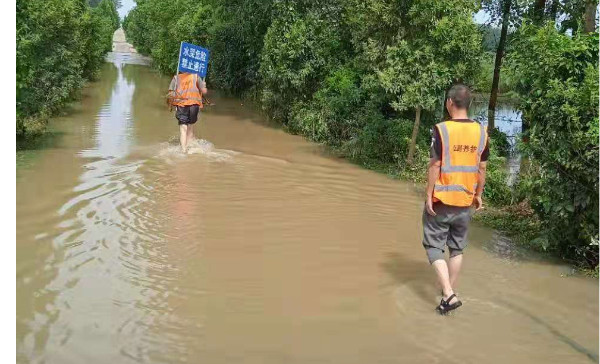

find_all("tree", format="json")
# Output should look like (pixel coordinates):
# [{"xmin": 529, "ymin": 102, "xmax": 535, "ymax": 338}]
[
  {"xmin": 377, "ymin": 0, "xmax": 482, "ymax": 165},
  {"xmin": 379, "ymin": 43, "xmax": 447, "ymax": 165},
  {"xmin": 485, "ymin": 0, "xmax": 512, "ymax": 131},
  {"xmin": 584, "ymin": 0, "xmax": 598, "ymax": 32},
  {"xmin": 17, "ymin": 0, "xmax": 119, "ymax": 135},
  {"xmin": 509, "ymin": 24, "xmax": 599, "ymax": 265},
  {"xmin": 533, "ymin": 0, "xmax": 547, "ymax": 24},
  {"xmin": 209, "ymin": 0, "xmax": 275, "ymax": 94},
  {"xmin": 258, "ymin": 0, "xmax": 348, "ymax": 123},
  {"xmin": 89, "ymin": 0, "xmax": 121, "ymax": 8},
  {"xmin": 547, "ymin": 0, "xmax": 559, "ymax": 21}
]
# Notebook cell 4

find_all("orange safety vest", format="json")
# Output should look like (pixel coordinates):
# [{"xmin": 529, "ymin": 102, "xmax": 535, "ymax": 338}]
[
  {"xmin": 433, "ymin": 120, "xmax": 488, "ymax": 207},
  {"xmin": 170, "ymin": 73, "xmax": 203, "ymax": 108}
]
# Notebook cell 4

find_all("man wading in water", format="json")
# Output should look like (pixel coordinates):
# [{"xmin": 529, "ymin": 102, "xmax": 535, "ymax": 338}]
[
  {"xmin": 167, "ymin": 72, "xmax": 208, "ymax": 153},
  {"xmin": 422, "ymin": 84, "xmax": 489, "ymax": 315}
]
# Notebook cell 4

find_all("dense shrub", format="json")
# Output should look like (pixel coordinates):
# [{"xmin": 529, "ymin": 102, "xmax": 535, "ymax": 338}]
[
  {"xmin": 489, "ymin": 127, "xmax": 511, "ymax": 158},
  {"xmin": 483, "ymin": 144, "xmax": 512, "ymax": 206},
  {"xmin": 259, "ymin": 1, "xmax": 349, "ymax": 123},
  {"xmin": 16, "ymin": 0, "xmax": 119, "ymax": 136},
  {"xmin": 344, "ymin": 117, "xmax": 415, "ymax": 163},
  {"xmin": 508, "ymin": 24, "xmax": 599, "ymax": 265},
  {"xmin": 288, "ymin": 67, "xmax": 367, "ymax": 143}
]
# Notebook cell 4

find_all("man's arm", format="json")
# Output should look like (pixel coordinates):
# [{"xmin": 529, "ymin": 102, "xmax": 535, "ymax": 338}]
[
  {"xmin": 198, "ymin": 78, "xmax": 208, "ymax": 95},
  {"xmin": 425, "ymin": 158, "xmax": 441, "ymax": 216},
  {"xmin": 168, "ymin": 76, "xmax": 177, "ymax": 92},
  {"xmin": 474, "ymin": 161, "xmax": 487, "ymax": 210},
  {"xmin": 474, "ymin": 136, "xmax": 490, "ymax": 210},
  {"xmin": 167, "ymin": 76, "xmax": 177, "ymax": 108}
]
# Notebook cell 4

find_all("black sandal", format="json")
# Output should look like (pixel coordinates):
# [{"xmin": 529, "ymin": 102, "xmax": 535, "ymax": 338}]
[{"xmin": 436, "ymin": 293, "xmax": 462, "ymax": 315}]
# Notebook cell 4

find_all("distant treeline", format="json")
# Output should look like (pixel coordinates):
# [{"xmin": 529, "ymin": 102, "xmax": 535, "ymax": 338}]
[
  {"xmin": 16, "ymin": 0, "xmax": 120, "ymax": 136},
  {"xmin": 122, "ymin": 0, "xmax": 597, "ymax": 268}
]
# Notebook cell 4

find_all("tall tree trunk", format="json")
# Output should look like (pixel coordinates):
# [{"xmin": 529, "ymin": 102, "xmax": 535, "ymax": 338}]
[
  {"xmin": 488, "ymin": 0, "xmax": 512, "ymax": 131},
  {"xmin": 533, "ymin": 0, "xmax": 546, "ymax": 24},
  {"xmin": 584, "ymin": 0, "xmax": 598, "ymax": 33},
  {"xmin": 407, "ymin": 106, "xmax": 421, "ymax": 165},
  {"xmin": 548, "ymin": 0, "xmax": 559, "ymax": 22}
]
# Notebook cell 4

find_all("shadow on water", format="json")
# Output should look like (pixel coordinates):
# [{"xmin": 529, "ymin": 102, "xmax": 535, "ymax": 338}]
[
  {"xmin": 497, "ymin": 298, "xmax": 599, "ymax": 363},
  {"xmin": 16, "ymin": 132, "xmax": 67, "ymax": 171},
  {"xmin": 17, "ymin": 62, "xmax": 119, "ymax": 154},
  {"xmin": 380, "ymin": 252, "xmax": 437, "ymax": 304},
  {"xmin": 16, "ymin": 131, "xmax": 65, "ymax": 152}
]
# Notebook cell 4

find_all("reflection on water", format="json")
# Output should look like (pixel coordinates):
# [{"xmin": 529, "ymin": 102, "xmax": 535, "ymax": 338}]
[
  {"xmin": 16, "ymin": 52, "xmax": 598, "ymax": 363},
  {"xmin": 470, "ymin": 98, "xmax": 523, "ymax": 184},
  {"xmin": 470, "ymin": 98, "xmax": 523, "ymax": 145}
]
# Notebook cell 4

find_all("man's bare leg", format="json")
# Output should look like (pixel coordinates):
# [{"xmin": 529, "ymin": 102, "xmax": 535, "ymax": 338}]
[
  {"xmin": 448, "ymin": 253, "xmax": 463, "ymax": 288},
  {"xmin": 432, "ymin": 259, "xmax": 459, "ymax": 304},
  {"xmin": 180, "ymin": 124, "xmax": 188, "ymax": 153},
  {"xmin": 186, "ymin": 123, "xmax": 195, "ymax": 146}
]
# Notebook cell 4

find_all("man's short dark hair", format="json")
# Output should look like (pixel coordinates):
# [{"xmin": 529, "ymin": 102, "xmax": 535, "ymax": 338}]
[{"xmin": 446, "ymin": 84, "xmax": 472, "ymax": 110}]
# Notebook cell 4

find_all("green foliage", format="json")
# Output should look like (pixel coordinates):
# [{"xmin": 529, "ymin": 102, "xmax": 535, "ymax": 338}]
[
  {"xmin": 481, "ymin": 25, "xmax": 502, "ymax": 52},
  {"xmin": 378, "ymin": 0, "xmax": 482, "ymax": 113},
  {"xmin": 344, "ymin": 117, "xmax": 418, "ymax": 163},
  {"xmin": 259, "ymin": 1, "xmax": 348, "ymax": 123},
  {"xmin": 86, "ymin": 0, "xmax": 120, "ymax": 77},
  {"xmin": 508, "ymin": 24, "xmax": 599, "ymax": 266},
  {"xmin": 473, "ymin": 52, "xmax": 518, "ymax": 95},
  {"xmin": 123, "ymin": 0, "xmax": 275, "ymax": 94},
  {"xmin": 89, "ymin": 0, "xmax": 121, "ymax": 9},
  {"xmin": 16, "ymin": 0, "xmax": 118, "ymax": 136},
  {"xmin": 209, "ymin": 1, "xmax": 274, "ymax": 94},
  {"xmin": 489, "ymin": 127, "xmax": 511, "ymax": 157},
  {"xmin": 474, "ymin": 201, "xmax": 542, "ymax": 252},
  {"xmin": 289, "ymin": 67, "xmax": 367, "ymax": 143},
  {"xmin": 483, "ymin": 152, "xmax": 512, "ymax": 206}
]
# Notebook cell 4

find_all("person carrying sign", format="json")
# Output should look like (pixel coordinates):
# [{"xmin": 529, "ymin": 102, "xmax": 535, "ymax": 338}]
[
  {"xmin": 167, "ymin": 73, "xmax": 208, "ymax": 153},
  {"xmin": 422, "ymin": 83, "xmax": 489, "ymax": 315}
]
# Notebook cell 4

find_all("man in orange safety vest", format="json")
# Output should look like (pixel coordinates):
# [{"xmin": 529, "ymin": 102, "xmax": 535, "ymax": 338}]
[
  {"xmin": 167, "ymin": 72, "xmax": 208, "ymax": 153},
  {"xmin": 422, "ymin": 83, "xmax": 489, "ymax": 315}
]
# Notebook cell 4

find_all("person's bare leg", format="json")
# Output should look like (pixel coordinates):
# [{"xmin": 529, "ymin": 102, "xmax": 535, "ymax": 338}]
[
  {"xmin": 448, "ymin": 253, "xmax": 463, "ymax": 289},
  {"xmin": 432, "ymin": 259, "xmax": 459, "ymax": 304},
  {"xmin": 186, "ymin": 123, "xmax": 195, "ymax": 146},
  {"xmin": 180, "ymin": 124, "xmax": 188, "ymax": 153}
]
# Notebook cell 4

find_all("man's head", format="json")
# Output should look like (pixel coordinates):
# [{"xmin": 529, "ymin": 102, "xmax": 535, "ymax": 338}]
[{"xmin": 445, "ymin": 84, "xmax": 472, "ymax": 116}]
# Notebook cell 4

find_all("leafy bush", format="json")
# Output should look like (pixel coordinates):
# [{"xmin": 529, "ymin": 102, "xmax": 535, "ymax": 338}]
[
  {"xmin": 344, "ymin": 116, "xmax": 414, "ymax": 163},
  {"xmin": 208, "ymin": 1, "xmax": 273, "ymax": 94},
  {"xmin": 473, "ymin": 52, "xmax": 518, "ymax": 96},
  {"xmin": 508, "ymin": 24, "xmax": 599, "ymax": 266},
  {"xmin": 259, "ymin": 1, "xmax": 348, "ymax": 123},
  {"xmin": 483, "ymin": 154, "xmax": 512, "ymax": 206},
  {"xmin": 16, "ymin": 0, "xmax": 119, "ymax": 136},
  {"xmin": 289, "ymin": 67, "xmax": 367, "ymax": 144},
  {"xmin": 483, "ymin": 128, "xmax": 512, "ymax": 206},
  {"xmin": 489, "ymin": 127, "xmax": 511, "ymax": 158}
]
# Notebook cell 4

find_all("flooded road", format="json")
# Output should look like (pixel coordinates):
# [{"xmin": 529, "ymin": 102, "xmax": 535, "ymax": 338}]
[{"xmin": 16, "ymin": 37, "xmax": 598, "ymax": 364}]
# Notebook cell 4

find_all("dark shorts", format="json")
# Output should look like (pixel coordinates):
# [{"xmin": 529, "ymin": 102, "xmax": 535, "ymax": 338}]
[
  {"xmin": 422, "ymin": 202, "xmax": 473, "ymax": 264},
  {"xmin": 176, "ymin": 105, "xmax": 200, "ymax": 125}
]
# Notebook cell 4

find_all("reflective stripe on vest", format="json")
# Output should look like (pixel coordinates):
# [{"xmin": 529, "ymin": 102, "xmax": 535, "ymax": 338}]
[
  {"xmin": 171, "ymin": 73, "xmax": 203, "ymax": 107},
  {"xmin": 434, "ymin": 183, "xmax": 479, "ymax": 193},
  {"xmin": 433, "ymin": 121, "xmax": 487, "ymax": 207}
]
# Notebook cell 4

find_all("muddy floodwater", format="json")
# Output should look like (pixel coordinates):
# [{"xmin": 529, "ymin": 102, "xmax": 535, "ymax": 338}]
[{"xmin": 16, "ymin": 49, "xmax": 598, "ymax": 363}]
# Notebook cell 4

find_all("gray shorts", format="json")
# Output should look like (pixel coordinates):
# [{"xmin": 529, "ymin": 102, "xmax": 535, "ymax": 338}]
[
  {"xmin": 422, "ymin": 202, "xmax": 473, "ymax": 264},
  {"xmin": 176, "ymin": 105, "xmax": 200, "ymax": 125}
]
